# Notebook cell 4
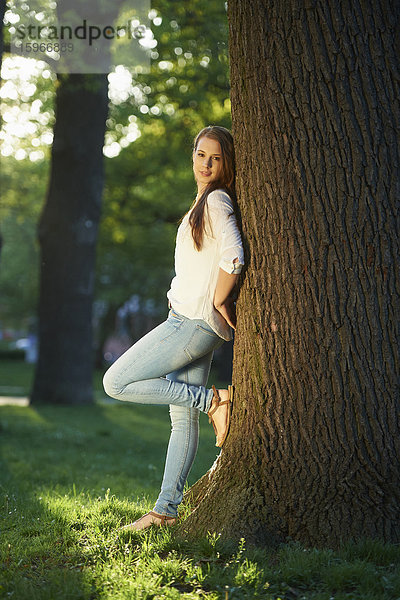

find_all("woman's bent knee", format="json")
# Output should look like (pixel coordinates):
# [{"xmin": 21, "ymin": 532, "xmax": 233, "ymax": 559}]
[
  {"xmin": 103, "ymin": 367, "xmax": 121, "ymax": 399},
  {"xmin": 103, "ymin": 363, "xmax": 143, "ymax": 401}
]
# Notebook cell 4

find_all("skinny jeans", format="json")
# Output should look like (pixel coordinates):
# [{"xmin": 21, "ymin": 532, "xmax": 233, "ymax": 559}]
[{"xmin": 102, "ymin": 308, "xmax": 225, "ymax": 517}]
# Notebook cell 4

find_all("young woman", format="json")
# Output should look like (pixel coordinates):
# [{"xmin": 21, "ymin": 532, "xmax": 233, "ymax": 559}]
[{"xmin": 103, "ymin": 125, "xmax": 244, "ymax": 531}]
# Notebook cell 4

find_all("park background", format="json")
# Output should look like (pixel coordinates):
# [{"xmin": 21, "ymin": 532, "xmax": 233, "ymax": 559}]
[
  {"xmin": 0, "ymin": 1, "xmax": 234, "ymax": 385},
  {"xmin": 1, "ymin": 0, "xmax": 400, "ymax": 598}
]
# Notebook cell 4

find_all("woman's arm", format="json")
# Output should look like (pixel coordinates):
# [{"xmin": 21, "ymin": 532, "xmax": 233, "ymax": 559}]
[
  {"xmin": 207, "ymin": 191, "xmax": 244, "ymax": 329},
  {"xmin": 213, "ymin": 261, "xmax": 240, "ymax": 330}
]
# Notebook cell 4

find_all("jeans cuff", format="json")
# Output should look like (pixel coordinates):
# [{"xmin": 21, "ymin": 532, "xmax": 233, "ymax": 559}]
[
  {"xmin": 205, "ymin": 388, "xmax": 214, "ymax": 413},
  {"xmin": 153, "ymin": 505, "xmax": 177, "ymax": 518}
]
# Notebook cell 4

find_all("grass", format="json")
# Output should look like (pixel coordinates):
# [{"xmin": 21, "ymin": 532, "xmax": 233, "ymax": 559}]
[
  {"xmin": 1, "ymin": 363, "xmax": 400, "ymax": 599},
  {"xmin": 0, "ymin": 356, "xmax": 36, "ymax": 397},
  {"xmin": 0, "ymin": 357, "xmax": 106, "ymax": 401}
]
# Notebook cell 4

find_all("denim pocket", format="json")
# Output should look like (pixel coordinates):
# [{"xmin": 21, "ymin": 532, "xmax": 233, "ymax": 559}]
[
  {"xmin": 168, "ymin": 309, "xmax": 184, "ymax": 327},
  {"xmin": 195, "ymin": 323, "xmax": 220, "ymax": 338},
  {"xmin": 184, "ymin": 324, "xmax": 224, "ymax": 360}
]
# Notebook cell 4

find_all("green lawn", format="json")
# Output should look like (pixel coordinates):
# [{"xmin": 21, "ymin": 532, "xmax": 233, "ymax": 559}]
[
  {"xmin": 1, "ymin": 364, "xmax": 400, "ymax": 598},
  {"xmin": 0, "ymin": 357, "xmax": 107, "ymax": 401},
  {"xmin": 0, "ymin": 356, "xmax": 36, "ymax": 397}
]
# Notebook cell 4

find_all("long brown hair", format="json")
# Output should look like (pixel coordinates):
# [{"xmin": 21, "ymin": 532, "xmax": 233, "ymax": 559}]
[{"xmin": 188, "ymin": 125, "xmax": 236, "ymax": 251}]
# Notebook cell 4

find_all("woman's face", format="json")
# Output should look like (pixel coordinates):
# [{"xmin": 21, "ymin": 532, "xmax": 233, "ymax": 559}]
[{"xmin": 193, "ymin": 136, "xmax": 223, "ymax": 193}]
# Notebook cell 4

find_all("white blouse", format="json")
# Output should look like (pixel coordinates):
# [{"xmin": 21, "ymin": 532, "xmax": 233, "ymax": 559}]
[{"xmin": 167, "ymin": 189, "xmax": 244, "ymax": 341}]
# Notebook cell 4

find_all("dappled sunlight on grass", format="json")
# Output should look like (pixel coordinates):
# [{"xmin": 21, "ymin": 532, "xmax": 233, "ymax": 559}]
[
  {"xmin": 1, "ymin": 404, "xmax": 400, "ymax": 599},
  {"xmin": 1, "ymin": 403, "xmax": 174, "ymax": 499}
]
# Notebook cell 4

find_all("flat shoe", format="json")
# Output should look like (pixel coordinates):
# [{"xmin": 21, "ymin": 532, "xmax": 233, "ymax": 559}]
[
  {"xmin": 119, "ymin": 511, "xmax": 177, "ymax": 532},
  {"xmin": 208, "ymin": 384, "xmax": 234, "ymax": 447}
]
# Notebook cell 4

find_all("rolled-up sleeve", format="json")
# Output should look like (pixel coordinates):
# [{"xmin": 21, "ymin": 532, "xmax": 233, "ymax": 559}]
[{"xmin": 207, "ymin": 190, "xmax": 244, "ymax": 275}]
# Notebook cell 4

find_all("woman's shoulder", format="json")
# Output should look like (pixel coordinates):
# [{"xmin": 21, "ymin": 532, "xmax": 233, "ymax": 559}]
[{"xmin": 206, "ymin": 189, "xmax": 234, "ymax": 212}]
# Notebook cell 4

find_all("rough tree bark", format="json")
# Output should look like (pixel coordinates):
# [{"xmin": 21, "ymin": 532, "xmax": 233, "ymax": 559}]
[
  {"xmin": 185, "ymin": 0, "xmax": 400, "ymax": 548},
  {"xmin": 30, "ymin": 74, "xmax": 108, "ymax": 404}
]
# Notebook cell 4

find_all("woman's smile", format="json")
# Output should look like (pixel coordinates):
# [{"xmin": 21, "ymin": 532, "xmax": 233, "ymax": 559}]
[{"xmin": 193, "ymin": 137, "xmax": 223, "ymax": 191}]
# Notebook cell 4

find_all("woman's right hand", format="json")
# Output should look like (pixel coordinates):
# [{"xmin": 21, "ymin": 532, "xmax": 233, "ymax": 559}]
[
  {"xmin": 213, "ymin": 267, "xmax": 240, "ymax": 330},
  {"xmin": 215, "ymin": 297, "xmax": 237, "ymax": 330}
]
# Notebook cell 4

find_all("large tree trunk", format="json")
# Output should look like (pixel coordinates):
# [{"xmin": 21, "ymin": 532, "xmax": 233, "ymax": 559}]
[
  {"xmin": 31, "ymin": 74, "xmax": 108, "ymax": 405},
  {"xmin": 185, "ymin": 0, "xmax": 400, "ymax": 548}
]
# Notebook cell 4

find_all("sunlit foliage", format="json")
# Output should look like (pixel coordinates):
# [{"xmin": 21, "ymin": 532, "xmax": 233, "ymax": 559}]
[{"xmin": 1, "ymin": 0, "xmax": 231, "ymax": 334}]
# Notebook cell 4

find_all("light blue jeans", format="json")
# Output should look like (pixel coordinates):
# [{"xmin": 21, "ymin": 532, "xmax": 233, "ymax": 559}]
[{"xmin": 102, "ymin": 308, "xmax": 225, "ymax": 517}]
